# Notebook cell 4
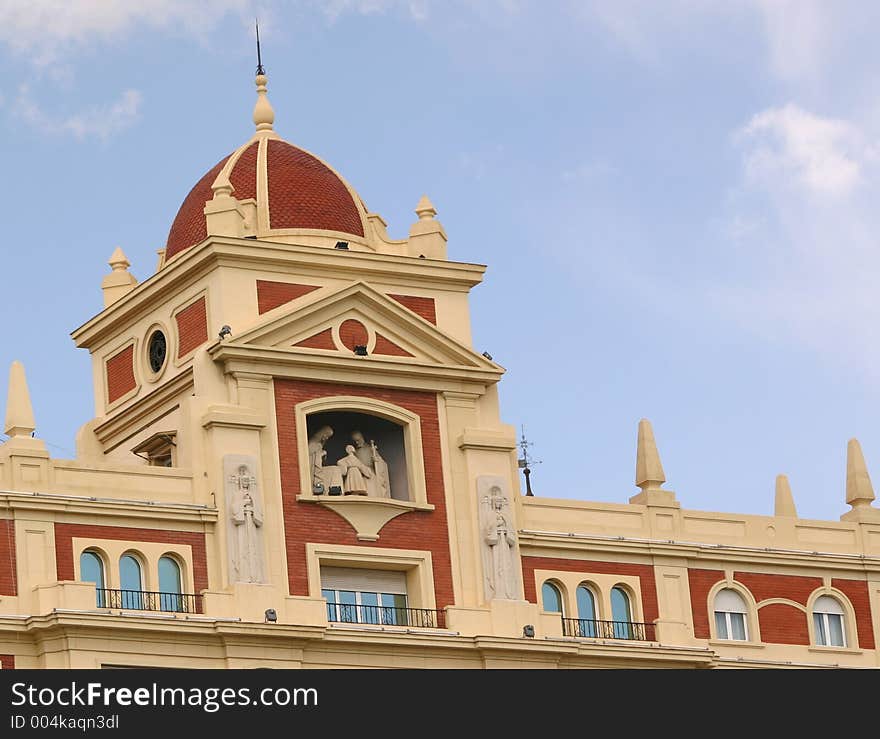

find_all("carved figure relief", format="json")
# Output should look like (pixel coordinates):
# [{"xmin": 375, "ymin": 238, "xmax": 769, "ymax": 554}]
[
  {"xmin": 224, "ymin": 455, "xmax": 266, "ymax": 583},
  {"xmin": 478, "ymin": 476, "xmax": 521, "ymax": 601}
]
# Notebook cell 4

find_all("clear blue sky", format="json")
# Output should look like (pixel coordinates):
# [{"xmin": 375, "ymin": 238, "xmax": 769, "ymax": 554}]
[{"xmin": 1, "ymin": 2, "xmax": 878, "ymax": 522}]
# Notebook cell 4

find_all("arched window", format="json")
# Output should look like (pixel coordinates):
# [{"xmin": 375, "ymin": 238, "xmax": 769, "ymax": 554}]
[
  {"xmin": 813, "ymin": 595, "xmax": 846, "ymax": 647},
  {"xmin": 541, "ymin": 581, "xmax": 563, "ymax": 614},
  {"xmin": 80, "ymin": 551, "xmax": 105, "ymax": 607},
  {"xmin": 714, "ymin": 588, "xmax": 749, "ymax": 641},
  {"xmin": 158, "ymin": 556, "xmax": 182, "ymax": 612},
  {"xmin": 576, "ymin": 585, "xmax": 597, "ymax": 637},
  {"xmin": 119, "ymin": 554, "xmax": 144, "ymax": 610},
  {"xmin": 611, "ymin": 586, "xmax": 633, "ymax": 639}
]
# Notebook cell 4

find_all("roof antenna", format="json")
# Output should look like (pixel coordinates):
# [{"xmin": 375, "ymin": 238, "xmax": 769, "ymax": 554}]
[
  {"xmin": 517, "ymin": 425, "xmax": 541, "ymax": 497},
  {"xmin": 255, "ymin": 19, "xmax": 265, "ymax": 76}
]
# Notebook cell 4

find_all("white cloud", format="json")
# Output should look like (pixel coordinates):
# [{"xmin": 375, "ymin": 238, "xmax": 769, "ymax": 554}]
[
  {"xmin": 0, "ymin": 1, "xmax": 250, "ymax": 66},
  {"xmin": 16, "ymin": 86, "xmax": 142, "ymax": 140},
  {"xmin": 737, "ymin": 104, "xmax": 870, "ymax": 196}
]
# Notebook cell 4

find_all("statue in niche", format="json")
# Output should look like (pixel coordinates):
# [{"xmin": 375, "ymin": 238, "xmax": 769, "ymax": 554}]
[
  {"xmin": 350, "ymin": 430, "xmax": 392, "ymax": 498},
  {"xmin": 228, "ymin": 462, "xmax": 265, "ymax": 583},
  {"xmin": 480, "ymin": 484, "xmax": 519, "ymax": 600},
  {"xmin": 337, "ymin": 444, "xmax": 373, "ymax": 495},
  {"xmin": 308, "ymin": 425, "xmax": 344, "ymax": 495}
]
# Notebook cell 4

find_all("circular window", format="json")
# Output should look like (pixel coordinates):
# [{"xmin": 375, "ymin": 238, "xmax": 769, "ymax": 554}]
[{"xmin": 147, "ymin": 330, "xmax": 167, "ymax": 374}]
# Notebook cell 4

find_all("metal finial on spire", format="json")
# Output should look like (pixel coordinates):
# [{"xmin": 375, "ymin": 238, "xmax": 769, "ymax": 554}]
[
  {"xmin": 517, "ymin": 425, "xmax": 541, "ymax": 497},
  {"xmin": 255, "ymin": 19, "xmax": 265, "ymax": 75}
]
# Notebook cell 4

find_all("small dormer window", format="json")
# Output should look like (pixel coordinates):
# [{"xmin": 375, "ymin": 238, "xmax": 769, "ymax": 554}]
[{"xmin": 131, "ymin": 431, "xmax": 177, "ymax": 467}]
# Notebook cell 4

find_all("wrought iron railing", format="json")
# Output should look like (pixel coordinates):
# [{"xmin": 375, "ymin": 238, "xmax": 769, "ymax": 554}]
[
  {"xmin": 326, "ymin": 602, "xmax": 445, "ymax": 629},
  {"xmin": 561, "ymin": 617, "xmax": 655, "ymax": 641},
  {"xmin": 96, "ymin": 588, "xmax": 202, "ymax": 614}
]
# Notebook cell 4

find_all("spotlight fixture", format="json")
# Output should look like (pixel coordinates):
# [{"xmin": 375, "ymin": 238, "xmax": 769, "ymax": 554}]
[
  {"xmin": 522, "ymin": 624, "xmax": 535, "ymax": 638},
  {"xmin": 218, "ymin": 325, "xmax": 232, "ymax": 340},
  {"xmin": 264, "ymin": 608, "xmax": 277, "ymax": 623},
  {"xmin": 353, "ymin": 344, "xmax": 368, "ymax": 356},
  {"xmin": 481, "ymin": 351, "xmax": 493, "ymax": 361},
  {"xmin": 335, "ymin": 241, "xmax": 350, "ymax": 250},
  {"xmin": 418, "ymin": 254, "xmax": 426, "ymax": 259}
]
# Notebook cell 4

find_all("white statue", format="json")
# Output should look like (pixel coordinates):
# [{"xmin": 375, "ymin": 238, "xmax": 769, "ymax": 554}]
[
  {"xmin": 337, "ymin": 444, "xmax": 373, "ymax": 495},
  {"xmin": 308, "ymin": 425, "xmax": 344, "ymax": 495},
  {"xmin": 479, "ymin": 480, "xmax": 520, "ymax": 601},
  {"xmin": 225, "ymin": 458, "xmax": 265, "ymax": 583},
  {"xmin": 351, "ymin": 430, "xmax": 391, "ymax": 498}
]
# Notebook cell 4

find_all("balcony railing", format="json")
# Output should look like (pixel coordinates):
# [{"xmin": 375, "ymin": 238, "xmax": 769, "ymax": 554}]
[
  {"xmin": 96, "ymin": 588, "xmax": 202, "ymax": 614},
  {"xmin": 326, "ymin": 602, "xmax": 446, "ymax": 629},
  {"xmin": 561, "ymin": 617, "xmax": 655, "ymax": 641}
]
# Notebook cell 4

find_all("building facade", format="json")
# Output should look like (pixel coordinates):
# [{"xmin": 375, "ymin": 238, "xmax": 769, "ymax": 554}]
[{"xmin": 1, "ymin": 72, "xmax": 880, "ymax": 669}]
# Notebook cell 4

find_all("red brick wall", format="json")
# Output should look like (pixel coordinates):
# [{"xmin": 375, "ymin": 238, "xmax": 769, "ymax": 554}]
[
  {"xmin": 374, "ymin": 334, "xmax": 413, "ymax": 357},
  {"xmin": 0, "ymin": 654, "xmax": 14, "ymax": 669},
  {"xmin": 832, "ymin": 578, "xmax": 875, "ymax": 649},
  {"xmin": 733, "ymin": 572, "xmax": 823, "ymax": 605},
  {"xmin": 256, "ymin": 280, "xmax": 320, "ymax": 314},
  {"xmin": 294, "ymin": 328, "xmax": 336, "ymax": 350},
  {"xmin": 176, "ymin": 297, "xmax": 209, "ymax": 359},
  {"xmin": 338, "ymin": 320, "xmax": 368, "ymax": 351},
  {"xmin": 757, "ymin": 603, "xmax": 810, "ymax": 645},
  {"xmin": 54, "ymin": 524, "xmax": 208, "ymax": 596},
  {"xmin": 274, "ymin": 379, "xmax": 454, "ymax": 607},
  {"xmin": 521, "ymin": 556, "xmax": 659, "ymax": 623},
  {"xmin": 0, "ymin": 519, "xmax": 17, "ymax": 596},
  {"xmin": 389, "ymin": 294, "xmax": 437, "ymax": 324},
  {"xmin": 687, "ymin": 568, "xmax": 724, "ymax": 638},
  {"xmin": 687, "ymin": 568, "xmax": 852, "ymax": 646},
  {"xmin": 105, "ymin": 345, "xmax": 136, "ymax": 404}
]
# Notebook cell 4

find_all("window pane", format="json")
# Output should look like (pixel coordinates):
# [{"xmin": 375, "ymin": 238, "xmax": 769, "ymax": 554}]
[
  {"xmin": 80, "ymin": 552, "xmax": 104, "ymax": 607},
  {"xmin": 611, "ymin": 587, "xmax": 632, "ymax": 623},
  {"xmin": 339, "ymin": 590, "xmax": 357, "ymax": 622},
  {"xmin": 158, "ymin": 557, "xmax": 182, "ymax": 612},
  {"xmin": 119, "ymin": 555, "xmax": 143, "ymax": 609},
  {"xmin": 542, "ymin": 582, "xmax": 562, "ymax": 613},
  {"xmin": 576, "ymin": 586, "xmax": 596, "ymax": 621},
  {"xmin": 322, "ymin": 589, "xmax": 337, "ymax": 621},
  {"xmin": 730, "ymin": 612, "xmax": 747, "ymax": 641},
  {"xmin": 829, "ymin": 614, "xmax": 845, "ymax": 647},
  {"xmin": 814, "ymin": 613, "xmax": 827, "ymax": 646},
  {"xmin": 715, "ymin": 612, "xmax": 729, "ymax": 640},
  {"xmin": 360, "ymin": 591, "xmax": 379, "ymax": 624},
  {"xmin": 80, "ymin": 552, "xmax": 104, "ymax": 588}
]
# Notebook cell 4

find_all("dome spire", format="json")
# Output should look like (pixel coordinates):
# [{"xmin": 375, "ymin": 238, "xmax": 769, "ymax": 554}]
[{"xmin": 252, "ymin": 20, "xmax": 274, "ymax": 133}]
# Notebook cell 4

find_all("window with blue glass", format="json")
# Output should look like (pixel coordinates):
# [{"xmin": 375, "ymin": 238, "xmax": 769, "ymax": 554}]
[
  {"xmin": 611, "ymin": 586, "xmax": 633, "ymax": 639},
  {"xmin": 576, "ymin": 584, "xmax": 597, "ymax": 637},
  {"xmin": 80, "ymin": 551, "xmax": 105, "ymax": 607},
  {"xmin": 119, "ymin": 554, "xmax": 144, "ymax": 610},
  {"xmin": 158, "ymin": 556, "xmax": 182, "ymax": 612},
  {"xmin": 541, "ymin": 581, "xmax": 564, "ymax": 614},
  {"xmin": 320, "ymin": 567, "xmax": 409, "ymax": 626},
  {"xmin": 322, "ymin": 589, "xmax": 408, "ymax": 625}
]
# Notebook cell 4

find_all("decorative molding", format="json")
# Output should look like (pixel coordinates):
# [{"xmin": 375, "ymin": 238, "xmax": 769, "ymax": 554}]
[
  {"xmin": 297, "ymin": 495, "xmax": 434, "ymax": 541},
  {"xmin": 94, "ymin": 368, "xmax": 194, "ymax": 448},
  {"xmin": 458, "ymin": 428, "xmax": 517, "ymax": 452}
]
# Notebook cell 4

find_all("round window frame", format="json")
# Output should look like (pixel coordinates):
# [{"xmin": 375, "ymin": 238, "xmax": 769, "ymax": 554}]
[{"xmin": 143, "ymin": 323, "xmax": 170, "ymax": 382}]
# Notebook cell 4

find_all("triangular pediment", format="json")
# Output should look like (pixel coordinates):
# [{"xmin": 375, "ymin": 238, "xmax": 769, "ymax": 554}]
[{"xmin": 227, "ymin": 281, "xmax": 500, "ymax": 372}]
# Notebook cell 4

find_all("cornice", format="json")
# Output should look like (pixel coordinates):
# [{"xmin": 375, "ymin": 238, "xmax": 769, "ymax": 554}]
[
  {"xmin": 71, "ymin": 237, "xmax": 487, "ymax": 349},
  {"xmin": 518, "ymin": 530, "xmax": 880, "ymax": 572},
  {"xmin": 208, "ymin": 343, "xmax": 502, "ymax": 393},
  {"xmin": 0, "ymin": 490, "xmax": 216, "ymax": 524}
]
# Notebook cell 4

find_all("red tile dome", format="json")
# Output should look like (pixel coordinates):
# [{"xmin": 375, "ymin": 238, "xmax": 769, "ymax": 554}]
[{"xmin": 165, "ymin": 138, "xmax": 366, "ymax": 261}]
